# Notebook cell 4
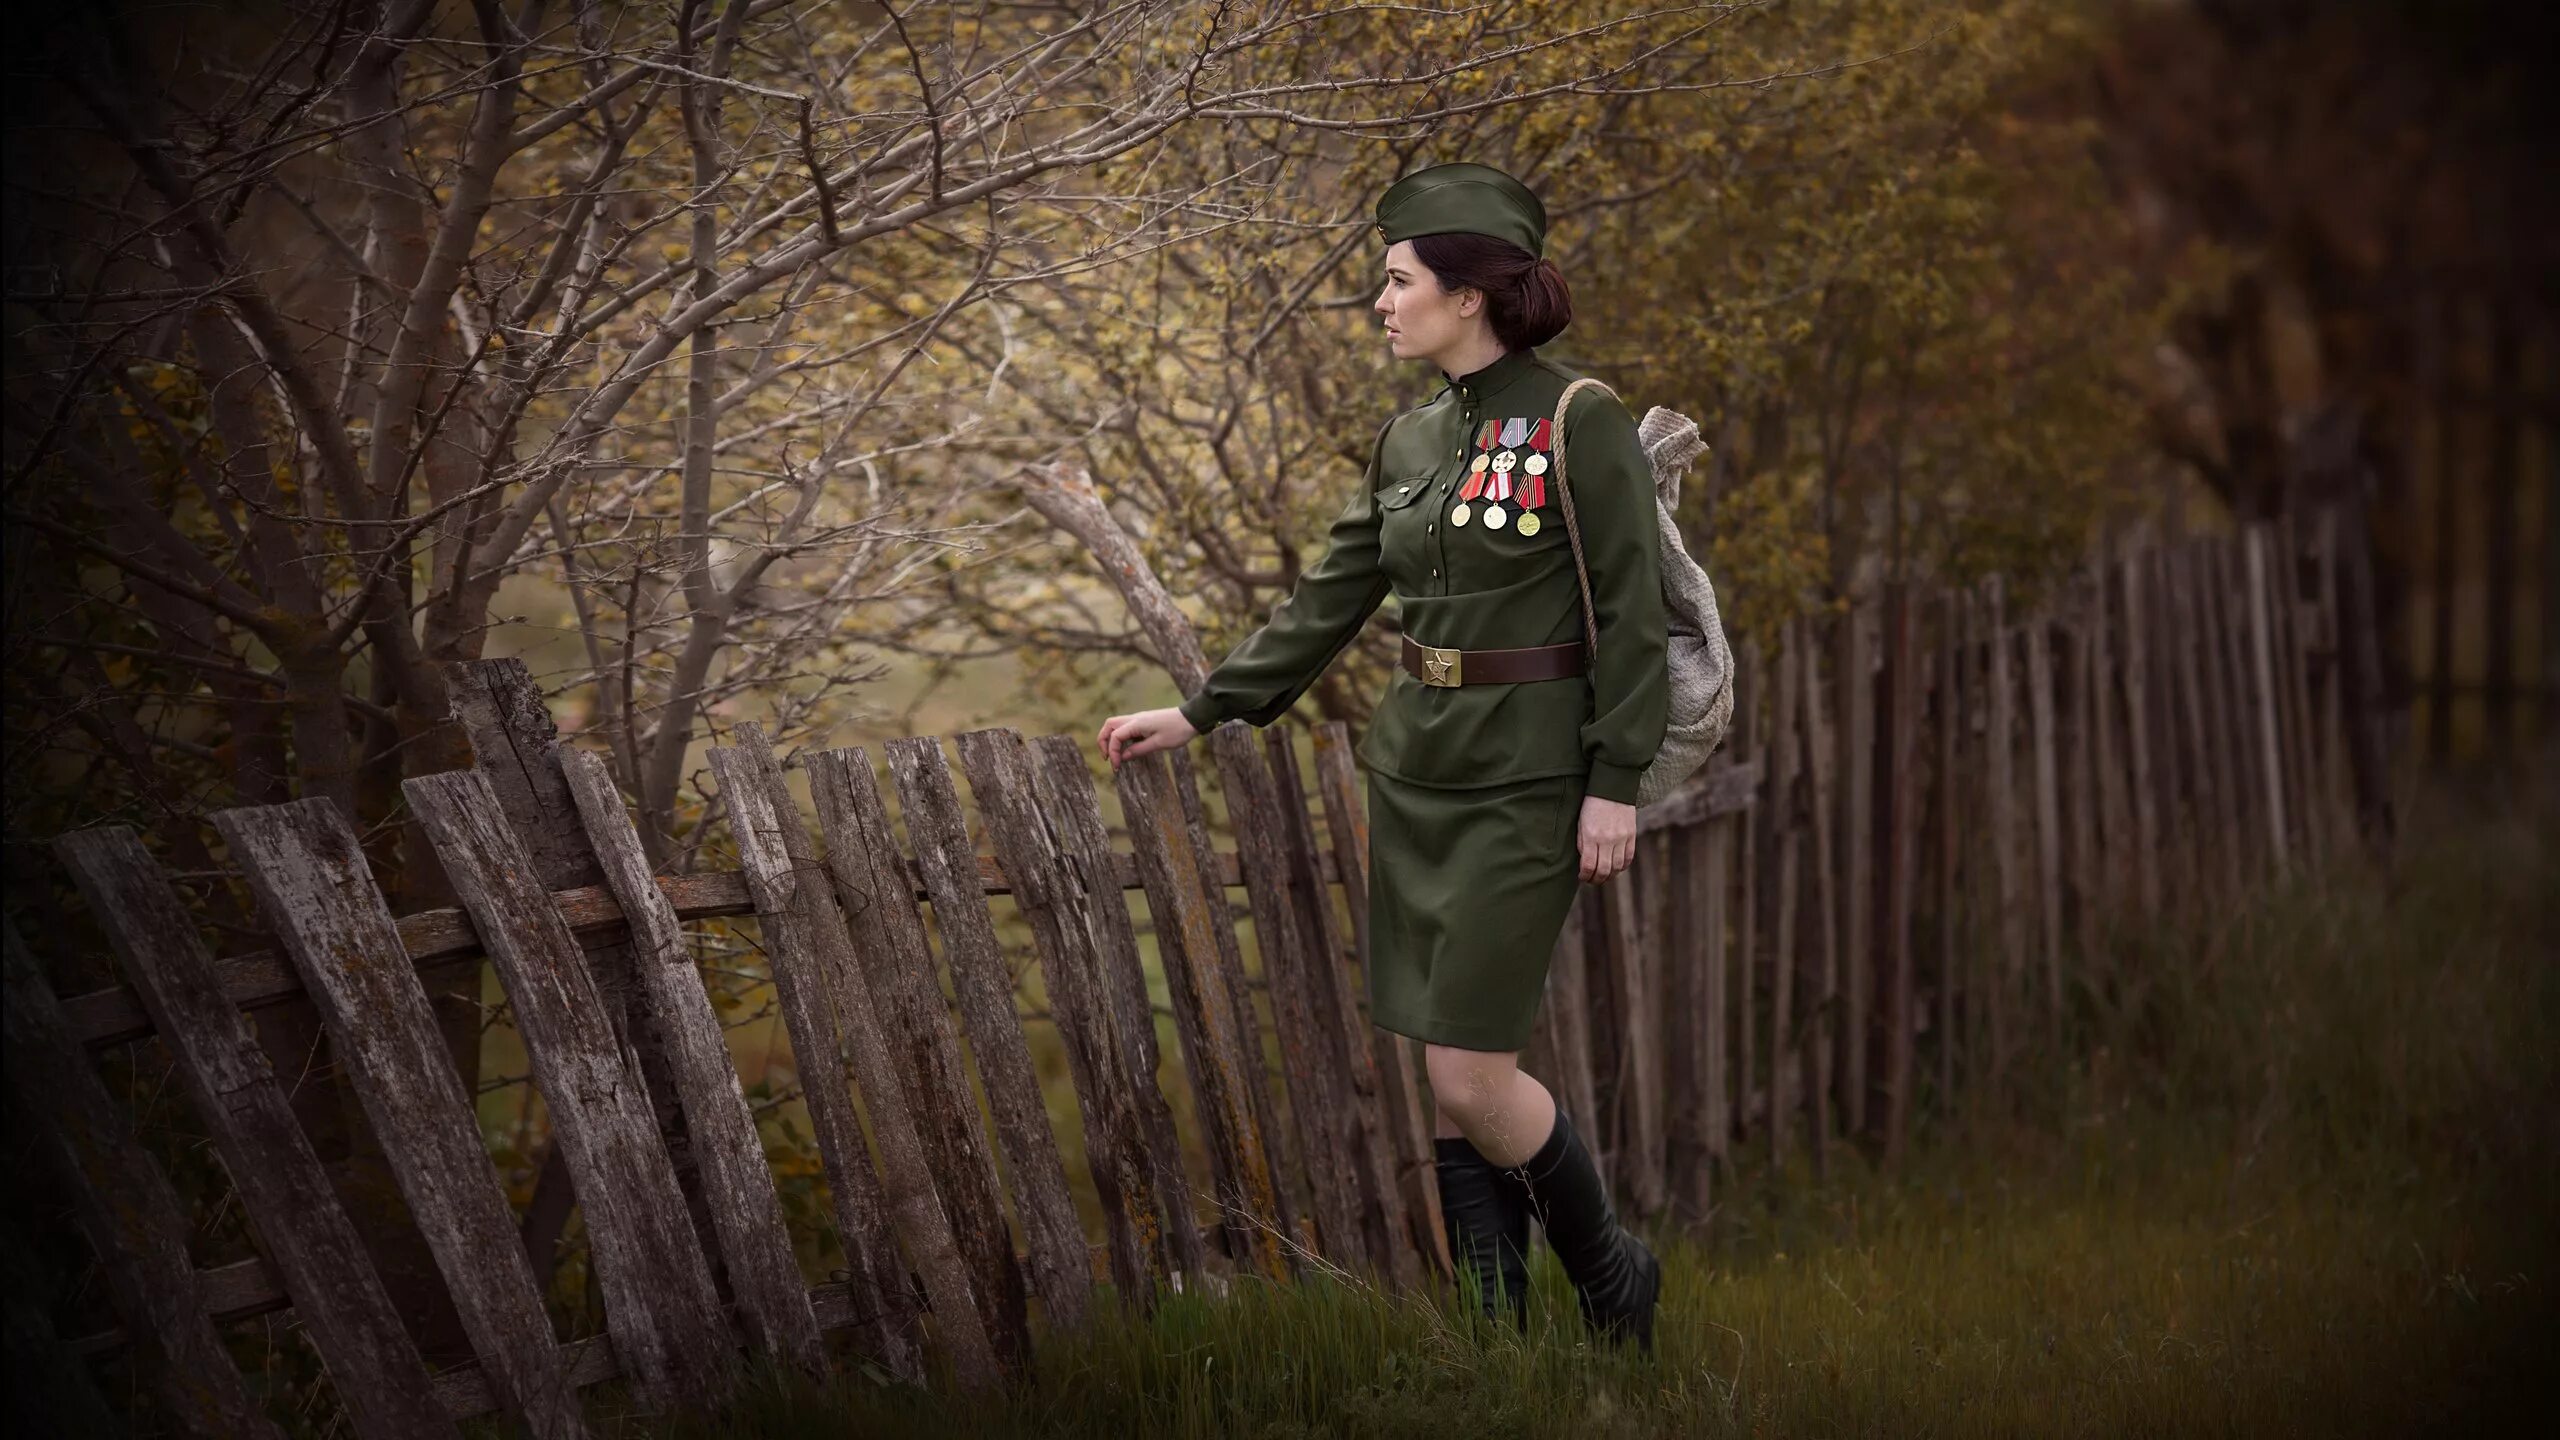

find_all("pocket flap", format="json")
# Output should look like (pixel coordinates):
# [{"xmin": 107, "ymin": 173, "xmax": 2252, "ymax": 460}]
[{"xmin": 1376, "ymin": 476, "xmax": 1434, "ymax": 509}]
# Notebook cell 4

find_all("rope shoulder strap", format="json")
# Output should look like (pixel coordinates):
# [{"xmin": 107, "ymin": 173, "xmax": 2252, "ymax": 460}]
[{"xmin": 1547, "ymin": 377, "xmax": 1617, "ymax": 664}]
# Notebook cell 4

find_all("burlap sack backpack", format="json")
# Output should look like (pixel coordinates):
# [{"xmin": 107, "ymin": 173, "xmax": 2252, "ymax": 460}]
[{"xmin": 1547, "ymin": 378, "xmax": 1737, "ymax": 807}]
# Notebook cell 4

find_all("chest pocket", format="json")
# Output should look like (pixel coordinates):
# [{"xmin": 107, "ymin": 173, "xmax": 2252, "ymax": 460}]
[{"xmin": 1375, "ymin": 474, "xmax": 1437, "ymax": 586}]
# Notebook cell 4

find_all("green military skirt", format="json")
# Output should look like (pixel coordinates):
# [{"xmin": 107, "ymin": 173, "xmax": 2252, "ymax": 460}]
[{"xmin": 1363, "ymin": 767, "xmax": 1588, "ymax": 1053}]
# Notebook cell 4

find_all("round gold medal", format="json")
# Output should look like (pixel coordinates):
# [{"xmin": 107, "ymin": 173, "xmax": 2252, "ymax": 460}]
[
  {"xmin": 1450, "ymin": 502, "xmax": 1471, "ymax": 526},
  {"xmin": 1518, "ymin": 511, "xmax": 1542, "ymax": 536},
  {"xmin": 1483, "ymin": 503, "xmax": 1507, "ymax": 529}
]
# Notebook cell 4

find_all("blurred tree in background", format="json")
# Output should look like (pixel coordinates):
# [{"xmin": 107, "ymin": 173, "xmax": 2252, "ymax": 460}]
[{"xmin": 6, "ymin": 0, "xmax": 2549, "ymax": 886}]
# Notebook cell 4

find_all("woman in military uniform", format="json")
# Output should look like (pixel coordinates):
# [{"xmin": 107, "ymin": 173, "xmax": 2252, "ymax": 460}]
[{"xmin": 1097, "ymin": 162, "xmax": 1668, "ymax": 1351}]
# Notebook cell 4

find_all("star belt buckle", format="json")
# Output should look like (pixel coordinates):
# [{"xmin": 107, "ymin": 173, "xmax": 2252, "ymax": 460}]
[{"xmin": 1420, "ymin": 644, "xmax": 1462, "ymax": 687}]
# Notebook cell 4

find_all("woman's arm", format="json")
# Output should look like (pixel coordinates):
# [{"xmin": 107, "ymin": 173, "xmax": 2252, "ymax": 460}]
[
  {"xmin": 1563, "ymin": 389, "xmax": 1670, "ymax": 805},
  {"xmin": 1175, "ymin": 419, "xmax": 1396, "ymax": 733}
]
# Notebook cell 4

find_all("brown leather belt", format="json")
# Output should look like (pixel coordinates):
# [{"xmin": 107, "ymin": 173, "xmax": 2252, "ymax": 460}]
[{"xmin": 1400, "ymin": 633, "xmax": 1588, "ymax": 687}]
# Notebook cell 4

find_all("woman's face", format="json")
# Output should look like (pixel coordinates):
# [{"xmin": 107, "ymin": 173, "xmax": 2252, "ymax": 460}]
[{"xmin": 1374, "ymin": 239, "xmax": 1479, "ymax": 364}]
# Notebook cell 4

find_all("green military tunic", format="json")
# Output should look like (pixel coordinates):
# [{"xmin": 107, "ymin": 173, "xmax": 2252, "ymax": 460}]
[{"xmin": 1177, "ymin": 344, "xmax": 1669, "ymax": 1052}]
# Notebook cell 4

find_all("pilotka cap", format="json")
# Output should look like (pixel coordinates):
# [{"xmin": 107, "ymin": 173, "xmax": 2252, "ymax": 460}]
[{"xmin": 1373, "ymin": 161, "xmax": 1547, "ymax": 258}]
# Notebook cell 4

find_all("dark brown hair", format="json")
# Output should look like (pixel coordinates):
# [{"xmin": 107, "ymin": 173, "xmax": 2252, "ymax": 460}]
[{"xmin": 1409, "ymin": 231, "xmax": 1574, "ymax": 350}]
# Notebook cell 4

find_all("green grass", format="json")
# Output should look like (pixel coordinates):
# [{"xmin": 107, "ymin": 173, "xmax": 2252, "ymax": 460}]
[{"xmin": 615, "ymin": 771, "xmax": 2557, "ymax": 1439}]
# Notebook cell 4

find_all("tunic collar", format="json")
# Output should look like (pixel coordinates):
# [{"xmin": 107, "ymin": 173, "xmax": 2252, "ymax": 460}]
[{"xmin": 1441, "ymin": 346, "xmax": 1539, "ymax": 401}]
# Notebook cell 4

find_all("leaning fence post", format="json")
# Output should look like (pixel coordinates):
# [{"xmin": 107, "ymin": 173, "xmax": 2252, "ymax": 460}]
[
  {"xmin": 556, "ymin": 752, "xmax": 826, "ymax": 1377},
  {"xmin": 212, "ymin": 799, "xmax": 586, "ymax": 1438},
  {"xmin": 54, "ymin": 830, "xmax": 453, "ymax": 1440},
  {"xmin": 404, "ymin": 770, "xmax": 737, "ymax": 1411}
]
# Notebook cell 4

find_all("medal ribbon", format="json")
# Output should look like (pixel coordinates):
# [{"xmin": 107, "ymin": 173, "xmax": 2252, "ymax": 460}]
[
  {"xmin": 1522, "ymin": 418, "xmax": 1553, "ymax": 509},
  {"xmin": 1460, "ymin": 419, "xmax": 1498, "ymax": 501}
]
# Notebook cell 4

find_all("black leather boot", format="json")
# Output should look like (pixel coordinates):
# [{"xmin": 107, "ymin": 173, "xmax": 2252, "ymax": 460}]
[
  {"xmin": 1433, "ymin": 1136, "xmax": 1531, "ymax": 1331},
  {"xmin": 1509, "ymin": 1106, "xmax": 1662, "ymax": 1352}
]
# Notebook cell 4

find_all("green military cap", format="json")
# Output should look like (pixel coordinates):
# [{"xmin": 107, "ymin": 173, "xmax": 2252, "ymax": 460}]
[{"xmin": 1373, "ymin": 161, "xmax": 1546, "ymax": 258}]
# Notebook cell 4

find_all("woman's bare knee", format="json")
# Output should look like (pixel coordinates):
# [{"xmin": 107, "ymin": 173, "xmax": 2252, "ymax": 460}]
[{"xmin": 1424, "ymin": 1042, "xmax": 1520, "ymax": 1128}]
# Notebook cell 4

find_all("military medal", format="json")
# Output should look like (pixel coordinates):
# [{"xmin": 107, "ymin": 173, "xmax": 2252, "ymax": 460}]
[
  {"xmin": 1479, "ymin": 417, "xmax": 1530, "ymax": 530},
  {"xmin": 1520, "ymin": 419, "xmax": 1554, "ymax": 509},
  {"xmin": 1518, "ymin": 510, "xmax": 1542, "ymax": 536},
  {"xmin": 1453, "ymin": 417, "xmax": 1498, "ymax": 526}
]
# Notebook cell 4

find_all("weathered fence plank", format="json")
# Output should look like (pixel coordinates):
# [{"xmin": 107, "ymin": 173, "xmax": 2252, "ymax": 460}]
[
  {"xmin": 1027, "ymin": 737, "xmax": 1210, "ymax": 1282},
  {"xmin": 1167, "ymin": 744, "xmax": 1301, "ymax": 1253},
  {"xmin": 450, "ymin": 659, "xmax": 702, "ymax": 1300},
  {"xmin": 210, "ymin": 800, "xmax": 584, "ymax": 1438},
  {"xmin": 1543, "ymin": 893, "xmax": 1602, "ymax": 1178},
  {"xmin": 1932, "ymin": 597, "xmax": 1961, "ymax": 1113},
  {"xmin": 1764, "ymin": 620, "xmax": 1804, "ymax": 1164},
  {"xmin": 1115, "ymin": 751, "xmax": 1292, "ymax": 1280},
  {"xmin": 1878, "ymin": 588, "xmax": 1922, "ymax": 1160},
  {"xmin": 2168, "ymin": 545, "xmax": 2220, "ymax": 900},
  {"xmin": 1984, "ymin": 578, "xmax": 2021, "ymax": 1079},
  {"xmin": 1799, "ymin": 614, "xmax": 1840, "ymax": 1174},
  {"xmin": 2209, "ymin": 537, "xmax": 2256, "ymax": 875},
  {"xmin": 865, "ymin": 738, "xmax": 1075, "ymax": 1346},
  {"xmin": 54, "ymin": 831, "xmax": 451, "ymax": 1440},
  {"xmin": 1837, "ymin": 600, "xmax": 1876, "ymax": 1140},
  {"xmin": 1605, "ymin": 838, "xmax": 1667, "ymax": 1217},
  {"xmin": 1702, "ymin": 815, "xmax": 1735, "ymax": 1177},
  {"xmin": 1734, "ymin": 643, "xmax": 1762, "ymax": 1146},
  {"xmin": 1205, "ymin": 729, "xmax": 1369, "ymax": 1268},
  {"xmin": 703, "ymin": 733, "xmax": 963, "ymax": 1389},
  {"xmin": 2060, "ymin": 593, "xmax": 2094, "ymax": 958},
  {"xmin": 960, "ymin": 729, "xmax": 1185, "ymax": 1308},
  {"xmin": 2276, "ymin": 516, "xmax": 2328, "ymax": 865},
  {"xmin": 3, "ymin": 921, "xmax": 286, "ymax": 1440},
  {"xmin": 1265, "ymin": 728, "xmax": 1413, "ymax": 1283},
  {"xmin": 2244, "ymin": 529, "xmax": 2293, "ymax": 871},
  {"xmin": 1313, "ymin": 722, "xmax": 1449, "ymax": 1282},
  {"xmin": 2089, "ymin": 554, "xmax": 2133, "ymax": 913},
  {"xmin": 2025, "ymin": 611, "xmax": 2064, "ymax": 1043},
  {"xmin": 556, "ymin": 752, "xmax": 824, "ymax": 1375},
  {"xmin": 2121, "ymin": 552, "xmax": 2163, "ymax": 916},
  {"xmin": 405, "ymin": 771, "xmax": 735, "ymax": 1410}
]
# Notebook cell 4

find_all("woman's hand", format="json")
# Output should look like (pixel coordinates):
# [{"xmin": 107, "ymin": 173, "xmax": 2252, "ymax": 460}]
[
  {"xmin": 1097, "ymin": 707, "xmax": 1201, "ymax": 770},
  {"xmin": 1577, "ymin": 794, "xmax": 1638, "ymax": 884}
]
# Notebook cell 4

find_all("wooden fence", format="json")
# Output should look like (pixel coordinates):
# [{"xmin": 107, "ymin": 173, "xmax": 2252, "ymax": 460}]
[{"xmin": 11, "ymin": 513, "xmax": 2368, "ymax": 1434}]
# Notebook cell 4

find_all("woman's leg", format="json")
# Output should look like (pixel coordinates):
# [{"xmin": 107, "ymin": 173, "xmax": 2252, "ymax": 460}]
[
  {"xmin": 1424, "ymin": 1043, "xmax": 1558, "ymax": 1168},
  {"xmin": 1424, "ymin": 1041, "xmax": 1540, "ymax": 1328},
  {"xmin": 1427, "ymin": 1042, "xmax": 1660, "ymax": 1351}
]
